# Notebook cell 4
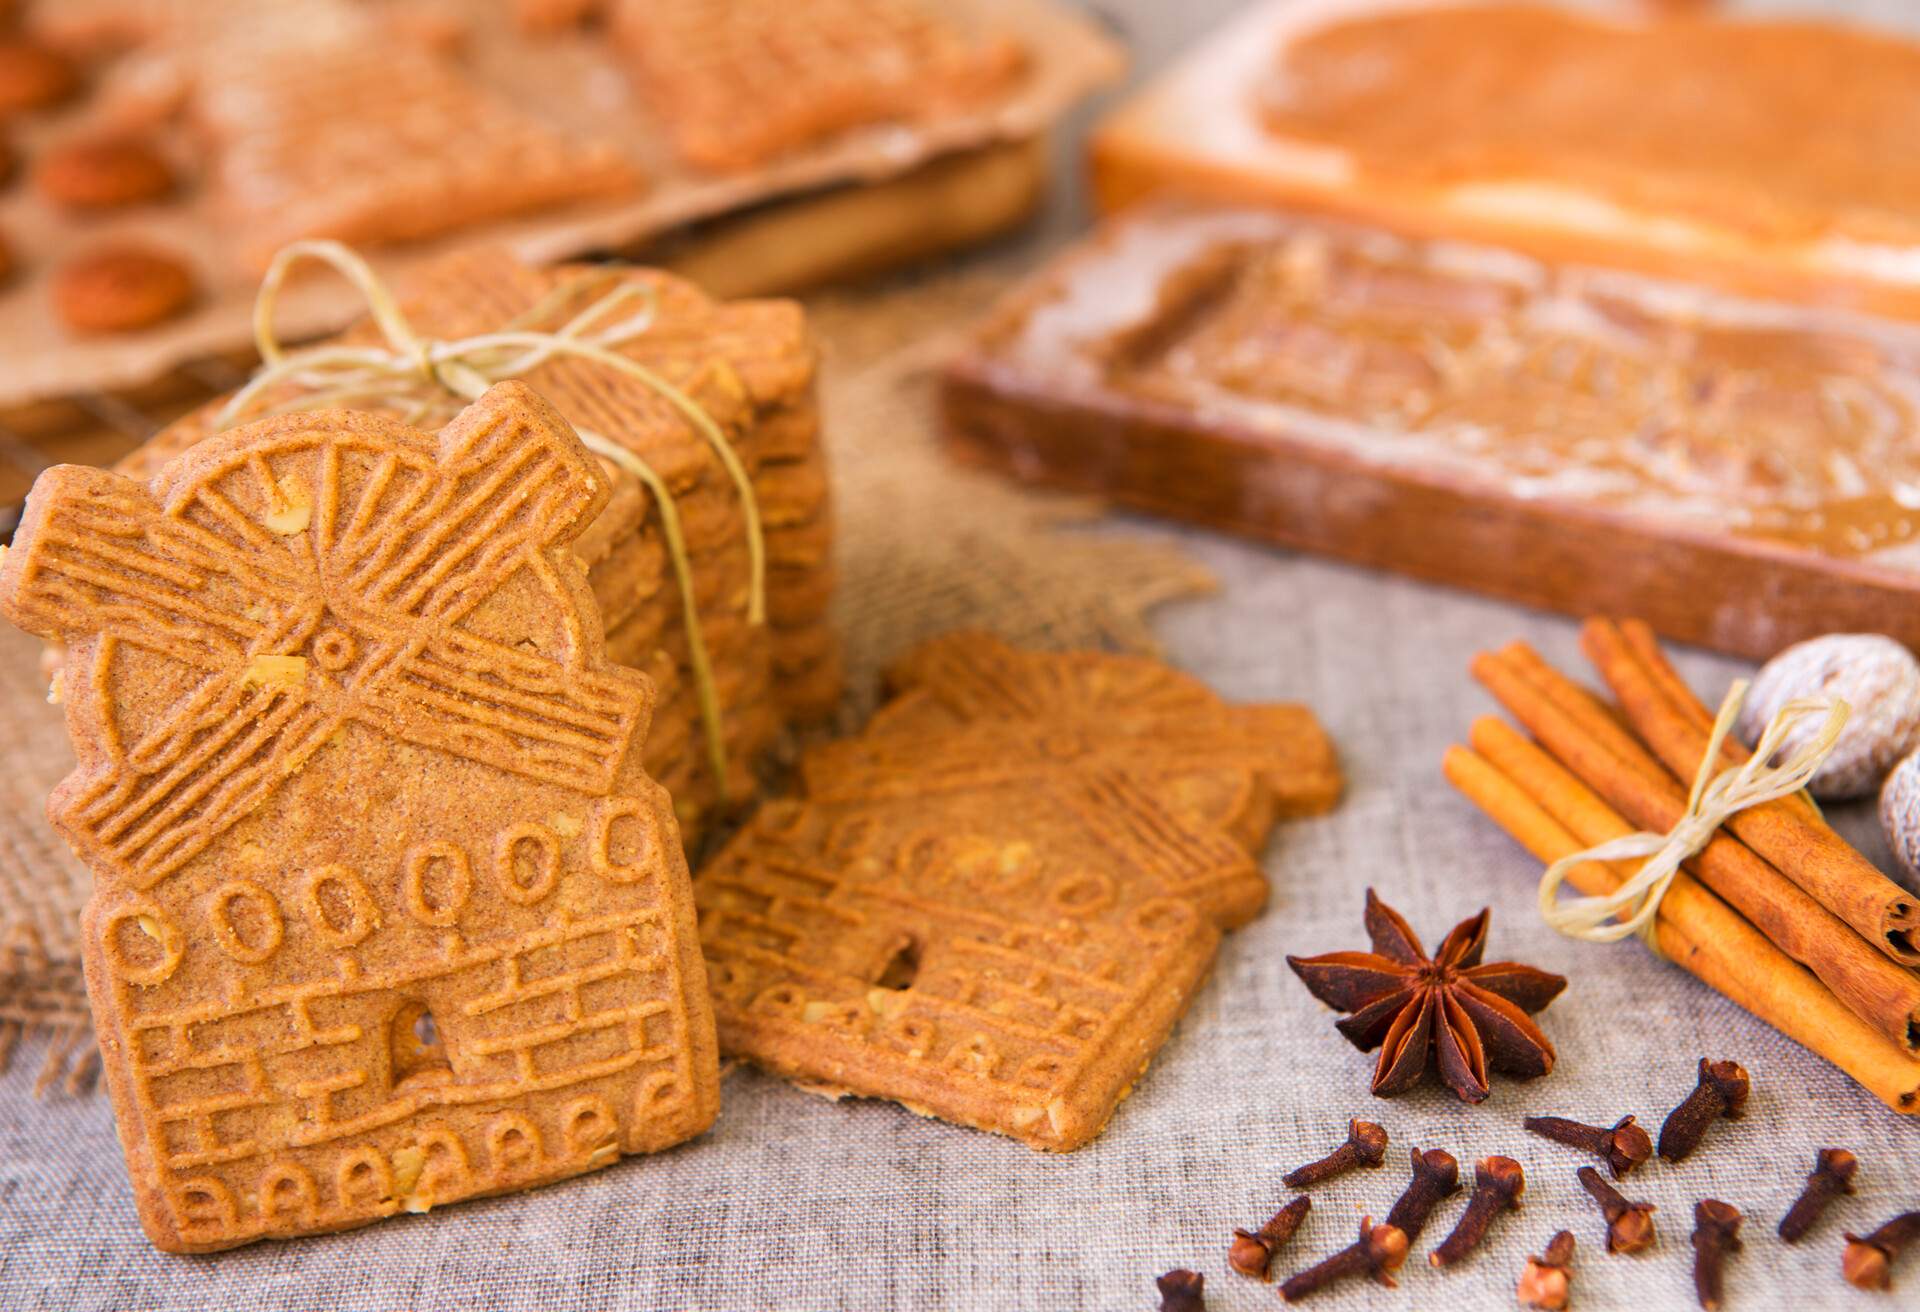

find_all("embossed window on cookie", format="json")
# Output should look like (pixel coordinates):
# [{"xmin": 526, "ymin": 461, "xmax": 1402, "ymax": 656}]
[
  {"xmin": 389, "ymin": 1000, "xmax": 452, "ymax": 1091},
  {"xmin": 872, "ymin": 932, "xmax": 922, "ymax": 992}
]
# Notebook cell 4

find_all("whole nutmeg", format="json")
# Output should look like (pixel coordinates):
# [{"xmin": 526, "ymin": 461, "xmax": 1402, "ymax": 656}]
[
  {"xmin": 1737, "ymin": 634, "xmax": 1920, "ymax": 800},
  {"xmin": 1880, "ymin": 750, "xmax": 1920, "ymax": 885}
]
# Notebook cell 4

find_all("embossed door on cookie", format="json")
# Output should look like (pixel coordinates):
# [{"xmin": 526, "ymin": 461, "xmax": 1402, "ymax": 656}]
[{"xmin": 0, "ymin": 382, "xmax": 719, "ymax": 1253}]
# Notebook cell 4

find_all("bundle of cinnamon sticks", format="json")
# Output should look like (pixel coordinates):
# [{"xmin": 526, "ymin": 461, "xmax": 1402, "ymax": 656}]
[{"xmin": 1445, "ymin": 617, "xmax": 1920, "ymax": 1114}]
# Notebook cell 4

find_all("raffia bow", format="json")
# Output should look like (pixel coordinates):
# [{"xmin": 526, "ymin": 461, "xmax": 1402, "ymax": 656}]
[
  {"xmin": 214, "ymin": 239, "xmax": 767, "ymax": 804},
  {"xmin": 1537, "ymin": 680, "xmax": 1849, "ymax": 952}
]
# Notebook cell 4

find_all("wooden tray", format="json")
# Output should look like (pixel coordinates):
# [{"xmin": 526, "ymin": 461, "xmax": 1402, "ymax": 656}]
[
  {"xmin": 0, "ymin": 0, "xmax": 1114, "ymax": 420},
  {"xmin": 940, "ymin": 204, "xmax": 1920, "ymax": 661},
  {"xmin": 0, "ymin": 136, "xmax": 1047, "ymax": 543}
]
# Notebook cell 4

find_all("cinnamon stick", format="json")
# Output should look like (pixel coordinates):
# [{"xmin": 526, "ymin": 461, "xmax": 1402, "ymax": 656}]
[
  {"xmin": 1581, "ymin": 617, "xmax": 1920, "ymax": 966},
  {"xmin": 1619, "ymin": 621, "xmax": 1724, "ymax": 742},
  {"xmin": 1443, "ymin": 743, "xmax": 1920, "ymax": 1115},
  {"xmin": 1615, "ymin": 618, "xmax": 1815, "ymax": 816},
  {"xmin": 1470, "ymin": 650, "xmax": 1920, "ymax": 1053},
  {"xmin": 1496, "ymin": 641, "xmax": 1675, "ymax": 788}
]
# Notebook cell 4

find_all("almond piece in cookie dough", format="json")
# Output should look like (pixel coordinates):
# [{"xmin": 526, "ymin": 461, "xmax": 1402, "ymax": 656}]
[
  {"xmin": 36, "ymin": 135, "xmax": 175, "ymax": 209},
  {"xmin": 0, "ymin": 36, "xmax": 79, "ymax": 113},
  {"xmin": 53, "ymin": 245, "xmax": 196, "ymax": 333}
]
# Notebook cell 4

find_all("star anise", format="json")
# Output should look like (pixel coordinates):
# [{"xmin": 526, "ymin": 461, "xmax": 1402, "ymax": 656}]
[{"xmin": 1288, "ymin": 889, "xmax": 1567, "ymax": 1104}]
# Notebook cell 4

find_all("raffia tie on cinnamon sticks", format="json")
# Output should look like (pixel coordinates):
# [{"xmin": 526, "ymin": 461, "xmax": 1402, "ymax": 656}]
[
  {"xmin": 1471, "ymin": 636, "xmax": 1920, "ymax": 1054},
  {"xmin": 1587, "ymin": 618, "xmax": 1920, "ymax": 966},
  {"xmin": 214, "ymin": 239, "xmax": 767, "ymax": 804},
  {"xmin": 1535, "ymin": 679, "xmax": 1846, "ymax": 950}
]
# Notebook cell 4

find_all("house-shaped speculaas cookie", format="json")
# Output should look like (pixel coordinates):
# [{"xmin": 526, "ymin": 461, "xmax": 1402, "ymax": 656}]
[
  {"xmin": 695, "ymin": 636, "xmax": 1340, "ymax": 1150},
  {"xmin": 0, "ymin": 382, "xmax": 718, "ymax": 1252},
  {"xmin": 863, "ymin": 631, "xmax": 1341, "ymax": 921}
]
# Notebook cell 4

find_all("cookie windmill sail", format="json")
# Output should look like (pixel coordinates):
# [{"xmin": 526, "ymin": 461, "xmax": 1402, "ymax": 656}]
[{"xmin": 0, "ymin": 382, "xmax": 719, "ymax": 1253}]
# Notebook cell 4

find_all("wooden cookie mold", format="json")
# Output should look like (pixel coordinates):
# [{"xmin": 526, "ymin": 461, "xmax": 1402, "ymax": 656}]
[{"xmin": 942, "ymin": 205, "xmax": 1920, "ymax": 661}]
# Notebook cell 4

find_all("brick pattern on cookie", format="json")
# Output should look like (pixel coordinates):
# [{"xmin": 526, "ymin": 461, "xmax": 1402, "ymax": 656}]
[
  {"xmin": 610, "ymin": 0, "xmax": 1026, "ymax": 171},
  {"xmin": 0, "ymin": 382, "xmax": 719, "ymax": 1252},
  {"xmin": 694, "ymin": 635, "xmax": 1341, "ymax": 1151}
]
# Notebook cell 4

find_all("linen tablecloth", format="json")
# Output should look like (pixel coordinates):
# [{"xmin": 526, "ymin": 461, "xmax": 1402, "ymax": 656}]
[{"xmin": 8, "ymin": 533, "xmax": 1917, "ymax": 1310}]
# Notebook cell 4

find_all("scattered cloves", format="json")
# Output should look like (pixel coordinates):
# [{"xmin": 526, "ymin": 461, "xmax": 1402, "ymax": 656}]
[
  {"xmin": 1279, "ymin": 1216, "xmax": 1409, "ymax": 1302},
  {"xmin": 1658, "ymin": 1058, "xmax": 1749, "ymax": 1163},
  {"xmin": 1524, "ymin": 1113, "xmax": 1653, "ymax": 1178},
  {"xmin": 1842, "ymin": 1210, "xmax": 1920, "ymax": 1291},
  {"xmin": 1777, "ymin": 1148, "xmax": 1858, "ymax": 1243},
  {"xmin": 1282, "ymin": 1118, "xmax": 1389, "ymax": 1188},
  {"xmin": 1691, "ymin": 1199, "xmax": 1743, "ymax": 1310},
  {"xmin": 1517, "ymin": 1230, "xmax": 1577, "ymax": 1310},
  {"xmin": 1430, "ymin": 1156, "xmax": 1525, "ymax": 1267},
  {"xmin": 1576, "ymin": 1166, "xmax": 1657, "ymax": 1255},
  {"xmin": 1384, "ymin": 1147, "xmax": 1461, "ymax": 1245},
  {"xmin": 1229, "ymin": 1195, "xmax": 1311, "ymax": 1280},
  {"xmin": 1155, "ymin": 1268, "xmax": 1205, "ymax": 1312}
]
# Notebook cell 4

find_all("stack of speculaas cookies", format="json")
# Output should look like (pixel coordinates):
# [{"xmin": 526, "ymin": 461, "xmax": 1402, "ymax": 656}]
[
  {"xmin": 0, "ymin": 382, "xmax": 723, "ymax": 1253},
  {"xmin": 116, "ymin": 249, "xmax": 836, "ymax": 845}
]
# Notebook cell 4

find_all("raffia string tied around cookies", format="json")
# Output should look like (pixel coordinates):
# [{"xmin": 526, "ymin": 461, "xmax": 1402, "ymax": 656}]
[
  {"xmin": 214, "ymin": 239, "xmax": 766, "ymax": 803},
  {"xmin": 1536, "ymin": 680, "xmax": 1849, "ymax": 953}
]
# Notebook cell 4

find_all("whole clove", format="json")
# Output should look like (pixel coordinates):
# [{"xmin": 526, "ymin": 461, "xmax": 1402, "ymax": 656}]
[
  {"xmin": 1777, "ymin": 1148, "xmax": 1857, "ymax": 1243},
  {"xmin": 1524, "ymin": 1114, "xmax": 1653, "ymax": 1178},
  {"xmin": 1229, "ymin": 1195, "xmax": 1311, "ymax": 1280},
  {"xmin": 1658, "ymin": 1058, "xmax": 1749, "ymax": 1163},
  {"xmin": 1155, "ymin": 1268, "xmax": 1206, "ymax": 1312},
  {"xmin": 1576, "ymin": 1166, "xmax": 1657, "ymax": 1255},
  {"xmin": 1384, "ymin": 1147, "xmax": 1461, "ymax": 1245},
  {"xmin": 1842, "ymin": 1211, "xmax": 1920, "ymax": 1291},
  {"xmin": 1282, "ymin": 1118, "xmax": 1389, "ymax": 1188},
  {"xmin": 1691, "ymin": 1199, "xmax": 1743, "ymax": 1310},
  {"xmin": 1430, "ymin": 1156, "xmax": 1525, "ymax": 1268},
  {"xmin": 1279, "ymin": 1217, "xmax": 1408, "ymax": 1302},
  {"xmin": 1517, "ymin": 1230, "xmax": 1577, "ymax": 1310}
]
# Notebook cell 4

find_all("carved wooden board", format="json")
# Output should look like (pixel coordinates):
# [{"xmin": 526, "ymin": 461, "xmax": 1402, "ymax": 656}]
[{"xmin": 941, "ymin": 205, "xmax": 1920, "ymax": 661}]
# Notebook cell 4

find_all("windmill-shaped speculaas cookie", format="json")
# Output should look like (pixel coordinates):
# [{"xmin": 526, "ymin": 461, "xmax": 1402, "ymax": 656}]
[
  {"xmin": 695, "ymin": 635, "xmax": 1341, "ymax": 1151},
  {"xmin": 0, "ymin": 382, "xmax": 718, "ymax": 1253}
]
